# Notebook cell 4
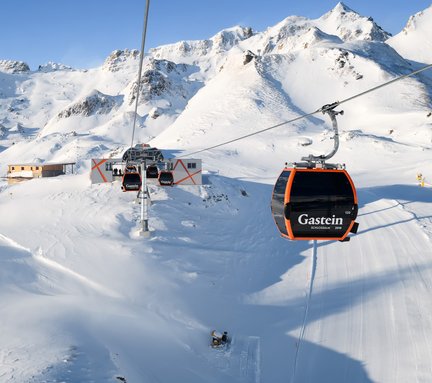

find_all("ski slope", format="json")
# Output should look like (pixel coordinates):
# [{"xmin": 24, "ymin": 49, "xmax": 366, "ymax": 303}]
[
  {"xmin": 2, "ymin": 2, "xmax": 432, "ymax": 382},
  {"xmin": 1, "ymin": 166, "xmax": 432, "ymax": 382},
  {"xmin": 288, "ymin": 186, "xmax": 432, "ymax": 382}
]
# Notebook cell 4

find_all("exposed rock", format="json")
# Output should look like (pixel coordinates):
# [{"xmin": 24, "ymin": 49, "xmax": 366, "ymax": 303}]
[
  {"xmin": 128, "ymin": 58, "xmax": 190, "ymax": 104},
  {"xmin": 9, "ymin": 123, "xmax": 25, "ymax": 134},
  {"xmin": 297, "ymin": 137, "xmax": 313, "ymax": 146},
  {"xmin": 0, "ymin": 123, "xmax": 7, "ymax": 137},
  {"xmin": 149, "ymin": 107, "xmax": 162, "ymax": 119},
  {"xmin": 243, "ymin": 50, "xmax": 256, "ymax": 65},
  {"xmin": 103, "ymin": 49, "xmax": 140, "ymax": 72},
  {"xmin": 331, "ymin": 48, "xmax": 363, "ymax": 81},
  {"xmin": 57, "ymin": 90, "xmax": 118, "ymax": 118},
  {"xmin": 0, "ymin": 60, "xmax": 30, "ymax": 74},
  {"xmin": 150, "ymin": 26, "xmax": 254, "ymax": 60},
  {"xmin": 38, "ymin": 62, "xmax": 74, "ymax": 72}
]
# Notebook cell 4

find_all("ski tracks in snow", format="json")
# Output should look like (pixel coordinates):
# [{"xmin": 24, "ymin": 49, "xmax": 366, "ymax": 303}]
[
  {"xmin": 0, "ymin": 232, "xmax": 123, "ymax": 299},
  {"xmin": 292, "ymin": 192, "xmax": 432, "ymax": 382},
  {"xmin": 33, "ymin": 248, "xmax": 123, "ymax": 299},
  {"xmin": 290, "ymin": 240, "xmax": 317, "ymax": 383},
  {"xmin": 209, "ymin": 336, "xmax": 261, "ymax": 383}
]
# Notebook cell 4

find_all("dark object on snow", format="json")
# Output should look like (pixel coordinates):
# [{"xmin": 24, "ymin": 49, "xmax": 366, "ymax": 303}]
[
  {"xmin": 243, "ymin": 50, "xmax": 256, "ymax": 65},
  {"xmin": 211, "ymin": 330, "xmax": 229, "ymax": 348}
]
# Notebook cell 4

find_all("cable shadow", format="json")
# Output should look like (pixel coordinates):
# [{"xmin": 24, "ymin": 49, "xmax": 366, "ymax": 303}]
[
  {"xmin": 350, "ymin": 185, "xmax": 432, "ymax": 237},
  {"xmin": 147, "ymin": 174, "xmax": 382, "ymax": 381},
  {"xmin": 149, "ymin": 175, "xmax": 311, "ymax": 292},
  {"xmin": 359, "ymin": 184, "xmax": 432, "ymax": 206},
  {"xmin": 238, "ymin": 260, "xmax": 432, "ymax": 383}
]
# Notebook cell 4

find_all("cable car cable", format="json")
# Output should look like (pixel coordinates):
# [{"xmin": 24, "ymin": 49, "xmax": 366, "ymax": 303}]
[
  {"xmin": 321, "ymin": 62, "xmax": 432, "ymax": 111},
  {"xmin": 179, "ymin": 109, "xmax": 319, "ymax": 158},
  {"xmin": 122, "ymin": 0, "xmax": 150, "ymax": 192},
  {"xmin": 129, "ymin": 0, "xmax": 151, "ymax": 158},
  {"xmin": 179, "ymin": 62, "xmax": 432, "ymax": 159}
]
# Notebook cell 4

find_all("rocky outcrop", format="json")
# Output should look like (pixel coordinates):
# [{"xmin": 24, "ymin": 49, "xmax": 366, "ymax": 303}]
[
  {"xmin": 103, "ymin": 49, "xmax": 139, "ymax": 72},
  {"xmin": 57, "ymin": 90, "xmax": 118, "ymax": 118},
  {"xmin": 0, "ymin": 60, "xmax": 30, "ymax": 74},
  {"xmin": 38, "ymin": 62, "xmax": 74, "ymax": 72},
  {"xmin": 0, "ymin": 123, "xmax": 7, "ymax": 137},
  {"xmin": 128, "ymin": 58, "xmax": 191, "ymax": 104},
  {"xmin": 150, "ymin": 26, "xmax": 254, "ymax": 61}
]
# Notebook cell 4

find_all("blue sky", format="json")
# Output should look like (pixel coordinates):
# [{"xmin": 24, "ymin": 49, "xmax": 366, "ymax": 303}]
[{"xmin": 1, "ymin": 0, "xmax": 430, "ymax": 70}]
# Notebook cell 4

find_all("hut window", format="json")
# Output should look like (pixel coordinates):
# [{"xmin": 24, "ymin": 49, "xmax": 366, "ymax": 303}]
[
  {"xmin": 187, "ymin": 163, "xmax": 196, "ymax": 169},
  {"xmin": 36, "ymin": 166, "xmax": 39, "ymax": 170},
  {"xmin": 21, "ymin": 167, "xmax": 24, "ymax": 170}
]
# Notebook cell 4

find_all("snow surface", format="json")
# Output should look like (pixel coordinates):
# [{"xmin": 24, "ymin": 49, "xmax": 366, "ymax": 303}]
[
  {"xmin": 1, "ymin": 2, "xmax": 432, "ymax": 382},
  {"xmin": 388, "ymin": 5, "xmax": 432, "ymax": 64}
]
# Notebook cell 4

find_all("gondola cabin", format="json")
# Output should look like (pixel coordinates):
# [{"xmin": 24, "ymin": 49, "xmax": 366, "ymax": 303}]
[
  {"xmin": 158, "ymin": 170, "xmax": 174, "ymax": 186},
  {"xmin": 121, "ymin": 165, "xmax": 141, "ymax": 192},
  {"xmin": 146, "ymin": 165, "xmax": 159, "ymax": 179},
  {"xmin": 271, "ymin": 167, "xmax": 358, "ymax": 241}
]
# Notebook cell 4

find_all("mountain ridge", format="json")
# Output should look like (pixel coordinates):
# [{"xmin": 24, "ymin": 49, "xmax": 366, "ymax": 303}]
[{"xmin": 0, "ymin": 3, "xmax": 430, "ymax": 174}]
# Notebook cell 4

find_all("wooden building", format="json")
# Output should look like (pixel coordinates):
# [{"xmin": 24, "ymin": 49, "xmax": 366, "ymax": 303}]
[{"xmin": 7, "ymin": 162, "xmax": 75, "ymax": 178}]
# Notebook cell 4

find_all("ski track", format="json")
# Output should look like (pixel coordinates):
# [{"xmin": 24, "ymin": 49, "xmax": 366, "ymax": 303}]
[
  {"xmin": 33, "ymin": 249, "xmax": 123, "ymax": 299},
  {"xmin": 3, "ymin": 175, "xmax": 432, "ymax": 382},
  {"xmin": 290, "ymin": 240, "xmax": 317, "ymax": 383},
  {"xmin": 210, "ymin": 336, "xmax": 261, "ymax": 383},
  {"xmin": 294, "ymin": 192, "xmax": 432, "ymax": 382}
]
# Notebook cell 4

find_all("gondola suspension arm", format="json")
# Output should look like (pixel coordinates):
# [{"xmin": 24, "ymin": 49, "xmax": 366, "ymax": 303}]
[{"xmin": 301, "ymin": 103, "xmax": 343, "ymax": 165}]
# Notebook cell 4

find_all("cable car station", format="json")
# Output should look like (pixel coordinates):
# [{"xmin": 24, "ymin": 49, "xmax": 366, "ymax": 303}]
[{"xmin": 90, "ymin": 156, "xmax": 202, "ymax": 187}]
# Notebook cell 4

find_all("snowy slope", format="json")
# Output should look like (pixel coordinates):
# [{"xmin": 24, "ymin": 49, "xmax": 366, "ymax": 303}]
[
  {"xmin": 1, "ymin": 3, "xmax": 432, "ymax": 383},
  {"xmin": 387, "ymin": 5, "xmax": 432, "ymax": 64}
]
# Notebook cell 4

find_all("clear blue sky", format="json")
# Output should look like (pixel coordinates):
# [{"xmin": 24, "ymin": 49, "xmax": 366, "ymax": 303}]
[{"xmin": 1, "ymin": 0, "xmax": 430, "ymax": 70}]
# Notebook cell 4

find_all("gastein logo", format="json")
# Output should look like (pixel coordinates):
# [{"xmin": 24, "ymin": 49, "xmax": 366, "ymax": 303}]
[{"xmin": 298, "ymin": 214, "xmax": 343, "ymax": 226}]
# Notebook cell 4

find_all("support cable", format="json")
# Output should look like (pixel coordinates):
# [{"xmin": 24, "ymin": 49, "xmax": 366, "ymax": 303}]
[{"xmin": 129, "ymin": 0, "xmax": 151, "ymax": 158}]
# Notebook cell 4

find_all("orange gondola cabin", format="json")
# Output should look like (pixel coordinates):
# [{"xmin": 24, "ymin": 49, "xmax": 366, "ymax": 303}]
[
  {"xmin": 271, "ymin": 105, "xmax": 359, "ymax": 242},
  {"xmin": 158, "ymin": 170, "xmax": 174, "ymax": 186},
  {"xmin": 121, "ymin": 165, "xmax": 141, "ymax": 192},
  {"xmin": 271, "ymin": 167, "xmax": 359, "ymax": 241}
]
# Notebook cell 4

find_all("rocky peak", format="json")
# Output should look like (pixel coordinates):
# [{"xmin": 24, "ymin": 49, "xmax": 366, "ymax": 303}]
[
  {"xmin": 211, "ymin": 26, "xmax": 254, "ymax": 52},
  {"xmin": 332, "ymin": 2, "xmax": 355, "ymax": 14},
  {"xmin": 0, "ymin": 60, "xmax": 30, "ymax": 74},
  {"xmin": 38, "ymin": 62, "xmax": 74, "ymax": 72},
  {"xmin": 401, "ymin": 6, "xmax": 432, "ymax": 34},
  {"xmin": 318, "ymin": 3, "xmax": 391, "ymax": 42},
  {"xmin": 103, "ymin": 49, "xmax": 140, "ymax": 72},
  {"xmin": 386, "ymin": 5, "xmax": 432, "ymax": 63},
  {"xmin": 150, "ymin": 26, "xmax": 253, "ymax": 62}
]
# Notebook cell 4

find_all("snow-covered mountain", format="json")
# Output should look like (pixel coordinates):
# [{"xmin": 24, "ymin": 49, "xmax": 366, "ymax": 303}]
[
  {"xmin": 1, "ymin": 2, "xmax": 432, "ymax": 382},
  {"xmin": 387, "ymin": 4, "xmax": 432, "ymax": 64}
]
